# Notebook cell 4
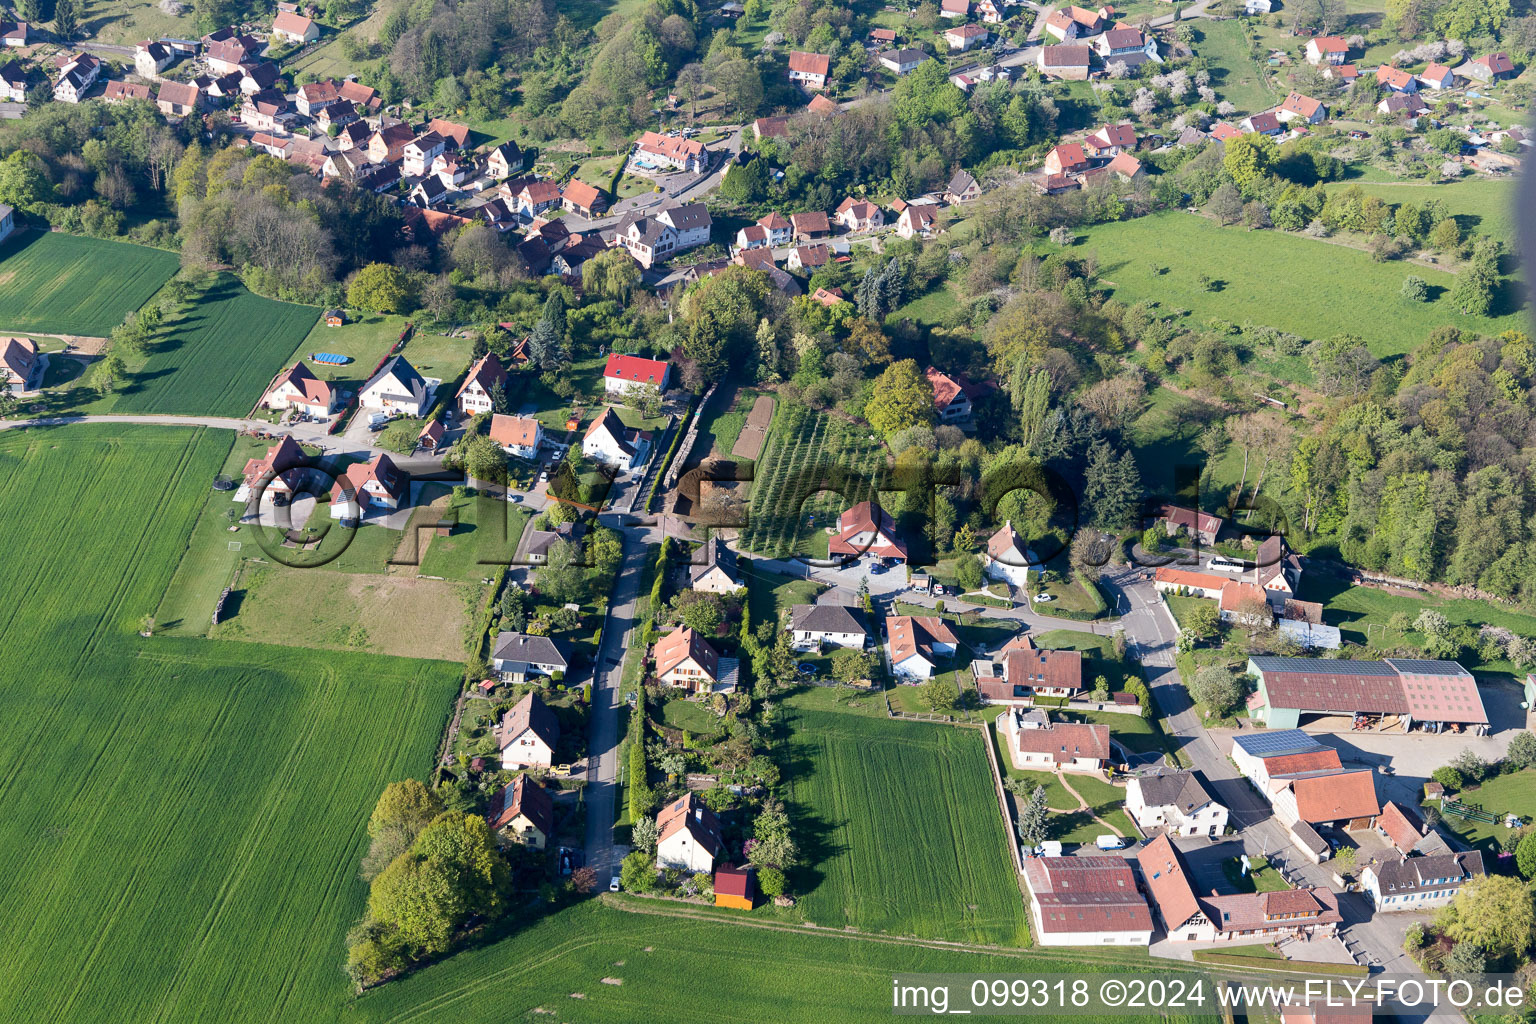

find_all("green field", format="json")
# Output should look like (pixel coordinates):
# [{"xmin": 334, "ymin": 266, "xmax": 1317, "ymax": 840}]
[
  {"xmin": 0, "ymin": 424, "xmax": 460, "ymax": 1023},
  {"xmin": 0, "ymin": 231, "xmax": 178, "ymax": 336},
  {"xmin": 1079, "ymin": 214, "xmax": 1527, "ymax": 358},
  {"xmin": 113, "ymin": 276, "xmax": 321, "ymax": 416},
  {"xmin": 1327, "ymin": 177, "xmax": 1517, "ymax": 244},
  {"xmin": 344, "ymin": 900, "xmax": 1219, "ymax": 1024},
  {"xmin": 785, "ymin": 709, "xmax": 1030, "ymax": 945},
  {"xmin": 291, "ymin": 312, "xmax": 412, "ymax": 391},
  {"xmin": 1191, "ymin": 20, "xmax": 1279, "ymax": 115}
]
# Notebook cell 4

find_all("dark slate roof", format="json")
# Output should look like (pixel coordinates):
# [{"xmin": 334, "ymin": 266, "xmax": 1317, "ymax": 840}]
[
  {"xmin": 690, "ymin": 536, "xmax": 740, "ymax": 584},
  {"xmin": 1134, "ymin": 770, "xmax": 1215, "ymax": 815},
  {"xmin": 361, "ymin": 355, "xmax": 429, "ymax": 405},
  {"xmin": 492, "ymin": 631, "xmax": 570, "ymax": 669},
  {"xmin": 788, "ymin": 602, "xmax": 867, "ymax": 635}
]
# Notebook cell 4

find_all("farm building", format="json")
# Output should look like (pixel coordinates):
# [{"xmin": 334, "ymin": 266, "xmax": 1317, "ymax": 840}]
[
  {"xmin": 1021, "ymin": 856, "xmax": 1153, "ymax": 946},
  {"xmin": 1245, "ymin": 656, "xmax": 1487, "ymax": 732}
]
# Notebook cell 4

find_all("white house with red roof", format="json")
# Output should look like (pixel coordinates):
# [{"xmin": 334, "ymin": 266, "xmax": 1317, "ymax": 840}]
[
  {"xmin": 829, "ymin": 500, "xmax": 906, "ymax": 562},
  {"xmin": 1044, "ymin": 142, "xmax": 1090, "ymax": 175},
  {"xmin": 271, "ymin": 9, "xmax": 318, "ymax": 43},
  {"xmin": 944, "ymin": 22, "xmax": 990, "ymax": 51},
  {"xmin": 1304, "ymin": 36, "xmax": 1348, "ymax": 64},
  {"xmin": 0, "ymin": 336, "xmax": 40, "ymax": 392},
  {"xmin": 787, "ymin": 50, "xmax": 831, "ymax": 89},
  {"xmin": 1418, "ymin": 62, "xmax": 1456, "ymax": 89},
  {"xmin": 924, "ymin": 365, "xmax": 984, "ymax": 425},
  {"xmin": 885, "ymin": 615, "xmax": 958, "ymax": 679},
  {"xmin": 1022, "ymin": 856, "xmax": 1153, "ymax": 946},
  {"xmin": 656, "ymin": 793, "xmax": 724, "ymax": 872},
  {"xmin": 488, "ymin": 413, "xmax": 543, "ymax": 459},
  {"xmin": 895, "ymin": 203, "xmax": 936, "ymax": 239},
  {"xmin": 1084, "ymin": 123, "xmax": 1136, "ymax": 158},
  {"xmin": 1001, "ymin": 710, "xmax": 1110, "ymax": 772},
  {"xmin": 331, "ymin": 453, "xmax": 406, "ymax": 521},
  {"xmin": 1278, "ymin": 91, "xmax": 1327, "ymax": 124},
  {"xmin": 983, "ymin": 521, "xmax": 1036, "ymax": 587},
  {"xmin": 262, "ymin": 362, "xmax": 337, "ymax": 415},
  {"xmin": 602, "ymin": 352, "xmax": 670, "ymax": 395},
  {"xmin": 239, "ymin": 435, "xmax": 309, "ymax": 501}
]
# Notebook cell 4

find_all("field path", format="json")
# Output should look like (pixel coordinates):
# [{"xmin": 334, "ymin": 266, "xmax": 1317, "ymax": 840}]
[
  {"xmin": 1055, "ymin": 774, "xmax": 1126, "ymax": 837},
  {"xmin": 0, "ymin": 413, "xmax": 448, "ymax": 472}
]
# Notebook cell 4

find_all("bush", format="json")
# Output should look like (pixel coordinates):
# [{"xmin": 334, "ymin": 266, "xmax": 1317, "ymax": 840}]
[
  {"xmin": 758, "ymin": 866, "xmax": 785, "ymax": 898},
  {"xmin": 1432, "ymin": 765, "xmax": 1464, "ymax": 792}
]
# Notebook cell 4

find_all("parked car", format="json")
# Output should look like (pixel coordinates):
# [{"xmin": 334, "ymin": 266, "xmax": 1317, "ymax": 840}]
[
  {"xmin": 609, "ymin": 875, "xmax": 622, "ymax": 892},
  {"xmin": 869, "ymin": 562, "xmax": 887, "ymax": 575},
  {"xmin": 1034, "ymin": 593, "xmax": 1053, "ymax": 602},
  {"xmin": 1096, "ymin": 835, "xmax": 1125, "ymax": 850}
]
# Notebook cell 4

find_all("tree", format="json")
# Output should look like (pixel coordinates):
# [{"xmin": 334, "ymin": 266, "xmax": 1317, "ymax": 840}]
[
  {"xmin": 450, "ymin": 433, "xmax": 506, "ymax": 483},
  {"xmin": 528, "ymin": 292, "xmax": 569, "ymax": 370},
  {"xmin": 582, "ymin": 248, "xmax": 642, "ymax": 307},
  {"xmin": 1207, "ymin": 182, "xmax": 1244, "ymax": 225},
  {"xmin": 1515, "ymin": 832, "xmax": 1536, "ymax": 880},
  {"xmin": 1190, "ymin": 665, "xmax": 1242, "ymax": 717},
  {"xmin": 53, "ymin": 0, "xmax": 78, "ymax": 39},
  {"xmin": 1223, "ymin": 133, "xmax": 1278, "ymax": 194},
  {"xmin": 955, "ymin": 553, "xmax": 984, "ymax": 591},
  {"xmin": 920, "ymin": 676, "xmax": 958, "ymax": 711},
  {"xmin": 89, "ymin": 354, "xmax": 127, "ymax": 396},
  {"xmin": 1401, "ymin": 275, "xmax": 1428, "ymax": 301},
  {"xmin": 1083, "ymin": 440, "xmax": 1141, "ymax": 531},
  {"xmin": 1430, "ymin": 217, "xmax": 1462, "ymax": 252},
  {"xmin": 620, "ymin": 850, "xmax": 657, "ymax": 893},
  {"xmin": 757, "ymin": 865, "xmax": 786, "ymax": 899},
  {"xmin": 367, "ymin": 811, "xmax": 507, "ymax": 954},
  {"xmin": 348, "ymin": 263, "xmax": 409, "ymax": 313},
  {"xmin": 1016, "ymin": 784, "xmax": 1050, "ymax": 847},
  {"xmin": 1507, "ymin": 731, "xmax": 1536, "ymax": 770},
  {"xmin": 368, "ymin": 779, "xmax": 444, "ymax": 839},
  {"xmin": 535, "ymin": 539, "xmax": 586, "ymax": 607},
  {"xmin": 631, "ymin": 815, "xmax": 659, "ymax": 853},
  {"xmin": 1450, "ymin": 256, "xmax": 1496, "ymax": 316},
  {"xmin": 676, "ymin": 591, "xmax": 724, "ymax": 635},
  {"xmin": 864, "ymin": 359, "xmax": 936, "ymax": 437},
  {"xmin": 748, "ymin": 802, "xmax": 797, "ymax": 868},
  {"xmin": 0, "ymin": 150, "xmax": 55, "ymax": 213},
  {"xmin": 1333, "ymin": 844, "xmax": 1356, "ymax": 873},
  {"xmin": 1452, "ymin": 748, "xmax": 1488, "ymax": 784},
  {"xmin": 1444, "ymin": 874, "xmax": 1535, "ymax": 961},
  {"xmin": 1186, "ymin": 601, "xmax": 1221, "ymax": 640},
  {"xmin": 831, "ymin": 647, "xmax": 876, "ymax": 684},
  {"xmin": 1432, "ymin": 765, "xmax": 1465, "ymax": 791}
]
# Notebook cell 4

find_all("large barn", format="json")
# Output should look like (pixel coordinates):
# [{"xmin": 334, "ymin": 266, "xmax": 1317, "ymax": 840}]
[{"xmin": 1245, "ymin": 656, "xmax": 1487, "ymax": 733}]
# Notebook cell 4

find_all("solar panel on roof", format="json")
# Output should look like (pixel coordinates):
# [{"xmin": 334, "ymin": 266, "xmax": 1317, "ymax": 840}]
[
  {"xmin": 1231, "ymin": 729, "xmax": 1326, "ymax": 757},
  {"xmin": 1250, "ymin": 657, "xmax": 1397, "ymax": 675},
  {"xmin": 1384, "ymin": 659, "xmax": 1473, "ymax": 676}
]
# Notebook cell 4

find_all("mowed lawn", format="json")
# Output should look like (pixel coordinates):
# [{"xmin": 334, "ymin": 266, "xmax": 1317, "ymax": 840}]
[
  {"xmin": 114, "ymin": 275, "xmax": 321, "ymax": 415},
  {"xmin": 0, "ymin": 424, "xmax": 459, "ymax": 1024},
  {"xmin": 1326, "ymin": 177, "xmax": 1517, "ymax": 243},
  {"xmin": 785, "ymin": 709, "xmax": 1030, "ymax": 945},
  {"xmin": 342, "ymin": 901, "xmax": 1220, "ymax": 1024},
  {"xmin": 1079, "ymin": 214, "xmax": 1527, "ymax": 357},
  {"xmin": 0, "ymin": 231, "xmax": 177, "ymax": 335}
]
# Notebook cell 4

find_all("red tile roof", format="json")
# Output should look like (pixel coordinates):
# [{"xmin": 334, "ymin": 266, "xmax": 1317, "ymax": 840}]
[
  {"xmin": 886, "ymin": 615, "xmax": 957, "ymax": 666},
  {"xmin": 270, "ymin": 362, "xmax": 333, "ymax": 407},
  {"xmin": 1012, "ymin": 719, "xmax": 1110, "ymax": 763},
  {"xmin": 830, "ymin": 500, "xmax": 907, "ymax": 558},
  {"xmin": 1475, "ymin": 52, "xmax": 1514, "ymax": 74},
  {"xmin": 788, "ymin": 50, "xmax": 831, "ymax": 76},
  {"xmin": 1281, "ymin": 92, "xmax": 1324, "ymax": 118},
  {"xmin": 428, "ymin": 117, "xmax": 470, "ymax": 148},
  {"xmin": 654, "ymin": 627, "xmax": 721, "ymax": 680},
  {"xmin": 489, "ymin": 414, "xmax": 540, "ymax": 449},
  {"xmin": 1291, "ymin": 770, "xmax": 1378, "ymax": 823},
  {"xmin": 657, "ymin": 793, "xmax": 724, "ymax": 856},
  {"xmin": 1261, "ymin": 749, "xmax": 1343, "ymax": 776},
  {"xmin": 714, "ymin": 864, "xmax": 753, "ymax": 898},
  {"xmin": 603, "ymin": 352, "xmax": 669, "ymax": 386},
  {"xmin": 562, "ymin": 179, "xmax": 604, "ymax": 210},
  {"xmin": 1022, "ymin": 856, "xmax": 1152, "ymax": 936},
  {"xmin": 1140, "ymin": 833, "xmax": 1203, "ymax": 931},
  {"xmin": 1378, "ymin": 801, "xmax": 1425, "ymax": 853}
]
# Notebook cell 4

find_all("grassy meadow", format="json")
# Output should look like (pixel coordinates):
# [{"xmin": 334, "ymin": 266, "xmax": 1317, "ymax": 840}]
[{"xmin": 0, "ymin": 231, "xmax": 177, "ymax": 336}]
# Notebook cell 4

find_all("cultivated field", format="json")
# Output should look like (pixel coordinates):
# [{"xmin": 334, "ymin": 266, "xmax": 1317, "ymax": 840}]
[
  {"xmin": 1079, "ymin": 213, "xmax": 1527, "ymax": 357},
  {"xmin": 114, "ymin": 276, "xmax": 321, "ymax": 416},
  {"xmin": 739, "ymin": 404, "xmax": 886, "ymax": 557},
  {"xmin": 0, "ymin": 231, "xmax": 177, "ymax": 336},
  {"xmin": 0, "ymin": 424, "xmax": 460, "ymax": 1024},
  {"xmin": 344, "ymin": 901, "xmax": 1218, "ymax": 1024},
  {"xmin": 212, "ymin": 560, "xmax": 484, "ymax": 661},
  {"xmin": 785, "ymin": 709, "xmax": 1030, "ymax": 945}
]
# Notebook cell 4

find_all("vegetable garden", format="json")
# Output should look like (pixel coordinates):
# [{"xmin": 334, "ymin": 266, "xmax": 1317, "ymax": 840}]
[{"xmin": 739, "ymin": 403, "xmax": 887, "ymax": 558}]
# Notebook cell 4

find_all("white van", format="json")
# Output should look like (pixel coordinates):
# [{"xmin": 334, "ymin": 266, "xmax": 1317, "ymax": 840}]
[
  {"xmin": 1096, "ymin": 835, "xmax": 1125, "ymax": 850},
  {"xmin": 1036, "ymin": 840, "xmax": 1063, "ymax": 858}
]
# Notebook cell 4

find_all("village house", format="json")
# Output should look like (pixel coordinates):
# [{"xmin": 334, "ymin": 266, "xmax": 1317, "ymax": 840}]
[
  {"xmin": 633, "ymin": 130, "xmax": 710, "ymax": 173},
  {"xmin": 359, "ymin": 355, "xmax": 435, "ymax": 417},
  {"xmin": 1001, "ymin": 710, "xmax": 1109, "ymax": 771},
  {"xmin": 238, "ymin": 435, "xmax": 312, "ymax": 503},
  {"xmin": 1095, "ymin": 26, "xmax": 1158, "ymax": 68},
  {"xmin": 945, "ymin": 168, "xmax": 982, "ymax": 204},
  {"xmin": 0, "ymin": 61, "xmax": 24, "ymax": 103},
  {"xmin": 102, "ymin": 80, "xmax": 151, "ymax": 104},
  {"xmin": 427, "ymin": 118, "xmax": 469, "ymax": 150},
  {"xmin": 368, "ymin": 122, "xmax": 415, "ymax": 165},
  {"xmin": 0, "ymin": 20, "xmax": 27, "ymax": 46},
  {"xmin": 834, "ymin": 196, "xmax": 884, "ymax": 232},
  {"xmin": 338, "ymin": 78, "xmax": 378, "ymax": 110},
  {"xmin": 790, "ymin": 210, "xmax": 830, "ymax": 241},
  {"xmin": 1242, "ymin": 111, "xmax": 1283, "ymax": 135},
  {"xmin": 1043, "ymin": 4, "xmax": 1108, "ymax": 40},
  {"xmin": 0, "ymin": 203, "xmax": 11, "ymax": 244},
  {"xmin": 1022, "ymin": 856, "xmax": 1153, "ymax": 946},
  {"xmin": 241, "ymin": 92, "xmax": 289, "ymax": 132},
  {"xmin": 1231, "ymin": 729, "xmax": 1380, "ymax": 861},
  {"xmin": 1044, "ymin": 142, "xmax": 1091, "ymax": 175},
  {"xmin": 690, "ymin": 536, "xmax": 743, "ymax": 593},
  {"xmin": 1322, "ymin": 62, "xmax": 1360, "ymax": 82},
  {"xmin": 944, "ymin": 23, "xmax": 989, "ymax": 51},
  {"xmin": 924, "ymin": 365, "xmax": 983, "ymax": 425},
  {"xmin": 1157, "ymin": 504, "xmax": 1222, "ymax": 546},
  {"xmin": 205, "ymin": 31, "xmax": 260, "ymax": 73},
  {"xmin": 1255, "ymin": 534, "xmax": 1303, "ymax": 594},
  {"xmin": 611, "ymin": 203, "xmax": 711, "ymax": 268},
  {"xmin": 886, "ymin": 615, "xmax": 958, "ymax": 679},
  {"xmin": 561, "ymin": 179, "xmax": 607, "ymax": 218},
  {"xmin": 331, "ymin": 453, "xmax": 405, "ymax": 522},
  {"xmin": 1304, "ymin": 35, "xmax": 1348, "ymax": 64},
  {"xmin": 983, "ymin": 521, "xmax": 1035, "ymax": 587},
  {"xmin": 495, "ymin": 690, "xmax": 560, "ymax": 766},
  {"xmin": 972, "ymin": 633, "xmax": 1083, "ymax": 703},
  {"xmin": 1376, "ymin": 64, "xmax": 1417, "ymax": 92},
  {"xmin": 1362, "ymin": 850, "xmax": 1484, "ymax": 911},
  {"xmin": 1142, "ymin": 833, "xmax": 1342, "ymax": 942},
  {"xmin": 1038, "ymin": 43, "xmax": 1091, "ymax": 80},
  {"xmin": 830, "ymin": 500, "xmax": 906, "ymax": 563},
  {"xmin": 551, "ymin": 235, "xmax": 609, "ymax": 278},
  {"xmin": 402, "ymin": 131, "xmax": 446, "ymax": 177},
  {"xmin": 262, "ymin": 362, "xmax": 336, "ymax": 415},
  {"xmin": 1278, "ymin": 91, "xmax": 1327, "ymax": 124},
  {"xmin": 486, "ymin": 141, "xmax": 525, "ymax": 180},
  {"xmin": 787, "ymin": 244, "xmax": 829, "ymax": 272},
  {"xmin": 272, "ymin": 9, "xmax": 319, "ymax": 43},
  {"xmin": 456, "ymin": 352, "xmax": 508, "ymax": 418},
  {"xmin": 895, "ymin": 203, "xmax": 936, "ymax": 239},
  {"xmin": 293, "ymin": 78, "xmax": 339, "ymax": 116},
  {"xmin": 429, "ymin": 151, "xmax": 469, "ymax": 186},
  {"xmin": 516, "ymin": 180, "xmax": 562, "ymax": 218},
  {"xmin": 656, "ymin": 793, "xmax": 724, "ymax": 872},
  {"xmin": 491, "ymin": 636, "xmax": 570, "ymax": 685},
  {"xmin": 787, "ymin": 50, "xmax": 831, "ymax": 89},
  {"xmin": 53, "ymin": 53, "xmax": 100, "ymax": 103},
  {"xmin": 488, "ymin": 414, "xmax": 543, "ymax": 460},
  {"xmin": 240, "ymin": 61, "xmax": 281, "ymax": 95},
  {"xmin": 878, "ymin": 48, "xmax": 929, "ymax": 75},
  {"xmin": 1219, "ymin": 580, "xmax": 1273, "ymax": 627},
  {"xmin": 941, "ymin": 0, "xmax": 970, "ymax": 16},
  {"xmin": 654, "ymin": 627, "xmax": 734, "ymax": 693},
  {"xmin": 976, "ymin": 0, "xmax": 1003, "ymax": 21},
  {"xmin": 811, "ymin": 286, "xmax": 845, "ymax": 307},
  {"xmin": 1379, "ymin": 91, "xmax": 1431, "ymax": 118},
  {"xmin": 135, "ymin": 40, "xmax": 174, "ymax": 76},
  {"xmin": 1084, "ymin": 123, "xmax": 1136, "ymax": 159},
  {"xmin": 1375, "ymin": 801, "xmax": 1452, "ymax": 857},
  {"xmin": 486, "ymin": 775, "xmax": 554, "ymax": 848},
  {"xmin": 734, "ymin": 223, "xmax": 771, "ymax": 251},
  {"xmin": 751, "ymin": 115, "xmax": 789, "ymax": 141},
  {"xmin": 1418, "ymin": 62, "xmax": 1456, "ymax": 89},
  {"xmin": 1126, "ymin": 770, "xmax": 1228, "ymax": 837},
  {"xmin": 156, "ymin": 80, "xmax": 200, "ymax": 118},
  {"xmin": 1459, "ymin": 52, "xmax": 1515, "ymax": 83},
  {"xmin": 788, "ymin": 600, "xmax": 868, "ymax": 651},
  {"xmin": 603, "ymin": 352, "xmax": 670, "ymax": 395},
  {"xmin": 583, "ymin": 406, "xmax": 651, "ymax": 471},
  {"xmin": 757, "ymin": 210, "xmax": 792, "ymax": 246},
  {"xmin": 0, "ymin": 336, "xmax": 39, "ymax": 392}
]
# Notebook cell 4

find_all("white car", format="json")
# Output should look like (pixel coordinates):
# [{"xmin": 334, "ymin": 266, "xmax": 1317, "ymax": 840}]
[
  {"xmin": 609, "ymin": 876, "xmax": 621, "ymax": 892},
  {"xmin": 1034, "ymin": 593, "xmax": 1054, "ymax": 602}
]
